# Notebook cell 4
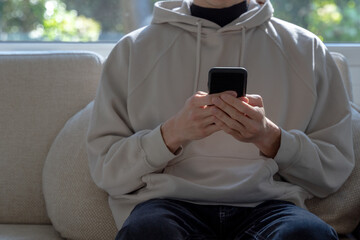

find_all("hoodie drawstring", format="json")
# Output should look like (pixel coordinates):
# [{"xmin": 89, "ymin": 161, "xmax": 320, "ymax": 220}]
[
  {"xmin": 193, "ymin": 22, "xmax": 246, "ymax": 93},
  {"xmin": 194, "ymin": 20, "xmax": 202, "ymax": 93},
  {"xmin": 240, "ymin": 26, "xmax": 246, "ymax": 67}
]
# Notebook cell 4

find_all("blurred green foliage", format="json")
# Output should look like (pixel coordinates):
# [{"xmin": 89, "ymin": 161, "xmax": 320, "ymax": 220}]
[
  {"xmin": 0, "ymin": 0, "xmax": 100, "ymax": 41},
  {"xmin": 42, "ymin": 0, "xmax": 100, "ymax": 41},
  {"xmin": 0, "ymin": 0, "xmax": 359, "ymax": 42},
  {"xmin": 272, "ymin": 0, "xmax": 360, "ymax": 42},
  {"xmin": 61, "ymin": 0, "xmax": 124, "ymax": 40},
  {"xmin": 0, "ymin": 0, "xmax": 46, "ymax": 40}
]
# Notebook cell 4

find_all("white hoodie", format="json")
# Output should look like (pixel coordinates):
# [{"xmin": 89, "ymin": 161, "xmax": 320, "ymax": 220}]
[{"xmin": 87, "ymin": 0, "xmax": 355, "ymax": 229}]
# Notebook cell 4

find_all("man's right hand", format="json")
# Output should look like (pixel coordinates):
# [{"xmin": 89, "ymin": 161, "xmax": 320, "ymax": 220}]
[{"xmin": 160, "ymin": 91, "xmax": 237, "ymax": 153}]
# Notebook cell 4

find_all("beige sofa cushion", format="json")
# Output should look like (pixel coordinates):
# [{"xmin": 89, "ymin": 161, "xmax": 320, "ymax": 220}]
[
  {"xmin": 0, "ymin": 52, "xmax": 102, "ymax": 224},
  {"xmin": 306, "ymin": 105, "xmax": 360, "ymax": 234},
  {"xmin": 331, "ymin": 52, "xmax": 353, "ymax": 102},
  {"xmin": 43, "ymin": 101, "xmax": 117, "ymax": 240},
  {"xmin": 0, "ymin": 224, "xmax": 63, "ymax": 240}
]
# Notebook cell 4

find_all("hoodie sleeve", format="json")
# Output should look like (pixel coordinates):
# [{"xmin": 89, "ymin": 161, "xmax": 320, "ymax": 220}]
[
  {"xmin": 86, "ymin": 37, "xmax": 177, "ymax": 197},
  {"xmin": 274, "ymin": 40, "xmax": 355, "ymax": 198}
]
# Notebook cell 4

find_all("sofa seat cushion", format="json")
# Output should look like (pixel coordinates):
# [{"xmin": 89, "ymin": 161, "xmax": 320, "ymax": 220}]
[
  {"xmin": 43, "ymin": 101, "xmax": 117, "ymax": 240},
  {"xmin": 0, "ymin": 224, "xmax": 63, "ymax": 240}
]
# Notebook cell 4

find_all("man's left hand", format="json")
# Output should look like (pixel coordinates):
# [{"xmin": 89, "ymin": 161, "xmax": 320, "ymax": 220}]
[{"xmin": 211, "ymin": 92, "xmax": 281, "ymax": 158}]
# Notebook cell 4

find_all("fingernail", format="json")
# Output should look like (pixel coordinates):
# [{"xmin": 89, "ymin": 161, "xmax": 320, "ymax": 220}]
[
  {"xmin": 222, "ymin": 94, "xmax": 232, "ymax": 101},
  {"xmin": 240, "ymin": 97, "xmax": 249, "ymax": 103},
  {"xmin": 222, "ymin": 91, "xmax": 236, "ymax": 97},
  {"xmin": 230, "ymin": 91, "xmax": 237, "ymax": 97}
]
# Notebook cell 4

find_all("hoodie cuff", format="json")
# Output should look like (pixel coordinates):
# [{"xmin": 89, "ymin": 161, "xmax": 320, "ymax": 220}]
[
  {"xmin": 274, "ymin": 128, "xmax": 300, "ymax": 171},
  {"xmin": 140, "ymin": 125, "xmax": 182, "ymax": 169}
]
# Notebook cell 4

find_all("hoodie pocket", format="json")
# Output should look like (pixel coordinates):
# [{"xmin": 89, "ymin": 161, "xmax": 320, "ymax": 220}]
[
  {"xmin": 162, "ymin": 156, "xmax": 286, "ymax": 203},
  {"xmin": 164, "ymin": 156, "xmax": 273, "ymax": 187}
]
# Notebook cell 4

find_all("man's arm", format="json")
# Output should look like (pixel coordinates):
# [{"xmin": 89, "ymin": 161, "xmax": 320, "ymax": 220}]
[
  {"xmin": 87, "ymin": 38, "xmax": 231, "ymax": 197},
  {"xmin": 211, "ymin": 45, "xmax": 355, "ymax": 198},
  {"xmin": 86, "ymin": 39, "xmax": 178, "ymax": 197},
  {"xmin": 273, "ymin": 46, "xmax": 355, "ymax": 197}
]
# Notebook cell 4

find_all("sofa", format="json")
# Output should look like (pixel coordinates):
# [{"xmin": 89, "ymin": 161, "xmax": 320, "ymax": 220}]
[{"xmin": 0, "ymin": 51, "xmax": 359, "ymax": 240}]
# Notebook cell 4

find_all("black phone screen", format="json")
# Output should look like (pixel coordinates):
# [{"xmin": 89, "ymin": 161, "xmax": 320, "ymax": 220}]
[{"xmin": 208, "ymin": 67, "xmax": 247, "ymax": 97}]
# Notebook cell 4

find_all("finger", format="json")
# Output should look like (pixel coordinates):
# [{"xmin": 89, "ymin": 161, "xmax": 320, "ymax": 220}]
[
  {"xmin": 211, "ymin": 106, "xmax": 246, "ymax": 133},
  {"xmin": 212, "ymin": 96, "xmax": 239, "ymax": 117},
  {"xmin": 189, "ymin": 106, "xmax": 221, "ymax": 127},
  {"xmin": 244, "ymin": 94, "xmax": 263, "ymax": 107},
  {"xmin": 222, "ymin": 91, "xmax": 238, "ymax": 97},
  {"xmin": 212, "ymin": 96, "xmax": 253, "ymax": 127},
  {"xmin": 197, "ymin": 105, "xmax": 218, "ymax": 118},
  {"xmin": 213, "ymin": 117, "xmax": 244, "ymax": 140},
  {"xmin": 239, "ymin": 96, "xmax": 249, "ymax": 104},
  {"xmin": 220, "ymin": 94, "xmax": 260, "ymax": 120},
  {"xmin": 193, "ymin": 91, "xmax": 236, "ymax": 108},
  {"xmin": 193, "ymin": 93, "xmax": 220, "ymax": 107},
  {"xmin": 207, "ymin": 91, "xmax": 237, "ymax": 104},
  {"xmin": 203, "ymin": 121, "xmax": 222, "ymax": 135},
  {"xmin": 191, "ymin": 92, "xmax": 211, "ymax": 107},
  {"xmin": 209, "ymin": 91, "xmax": 237, "ymax": 98},
  {"xmin": 201, "ymin": 115, "xmax": 218, "ymax": 127}
]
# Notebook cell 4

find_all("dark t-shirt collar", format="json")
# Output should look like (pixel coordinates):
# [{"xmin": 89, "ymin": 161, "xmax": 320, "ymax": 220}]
[{"xmin": 190, "ymin": 1, "xmax": 248, "ymax": 27}]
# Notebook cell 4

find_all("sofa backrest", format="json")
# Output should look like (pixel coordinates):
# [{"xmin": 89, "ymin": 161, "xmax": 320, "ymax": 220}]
[{"xmin": 0, "ymin": 51, "xmax": 103, "ymax": 224}]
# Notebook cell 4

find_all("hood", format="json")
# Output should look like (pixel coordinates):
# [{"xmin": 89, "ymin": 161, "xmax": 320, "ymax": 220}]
[
  {"xmin": 151, "ymin": 0, "xmax": 274, "ymax": 94},
  {"xmin": 152, "ymin": 0, "xmax": 274, "ymax": 33}
]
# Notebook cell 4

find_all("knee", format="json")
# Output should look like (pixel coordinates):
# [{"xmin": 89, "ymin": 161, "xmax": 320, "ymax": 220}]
[
  {"xmin": 274, "ymin": 214, "xmax": 338, "ymax": 240},
  {"xmin": 117, "ymin": 216, "xmax": 162, "ymax": 239},
  {"xmin": 116, "ymin": 199, "xmax": 185, "ymax": 240},
  {"xmin": 123, "ymin": 201, "xmax": 171, "ymax": 230}
]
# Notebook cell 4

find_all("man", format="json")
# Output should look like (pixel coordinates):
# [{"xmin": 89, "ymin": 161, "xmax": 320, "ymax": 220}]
[{"xmin": 86, "ymin": 0, "xmax": 355, "ymax": 239}]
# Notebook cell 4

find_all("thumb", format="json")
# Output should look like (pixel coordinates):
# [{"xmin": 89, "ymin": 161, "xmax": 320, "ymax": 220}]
[
  {"xmin": 239, "ymin": 96, "xmax": 249, "ymax": 104},
  {"xmin": 244, "ymin": 94, "xmax": 264, "ymax": 107},
  {"xmin": 223, "ymin": 91, "xmax": 237, "ymax": 97}
]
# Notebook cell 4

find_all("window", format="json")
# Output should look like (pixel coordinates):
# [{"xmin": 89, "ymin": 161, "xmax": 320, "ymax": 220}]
[
  {"xmin": 0, "ymin": 0, "xmax": 155, "ymax": 42},
  {"xmin": 272, "ymin": 0, "xmax": 360, "ymax": 43},
  {"xmin": 0, "ymin": 0, "xmax": 359, "ymax": 43}
]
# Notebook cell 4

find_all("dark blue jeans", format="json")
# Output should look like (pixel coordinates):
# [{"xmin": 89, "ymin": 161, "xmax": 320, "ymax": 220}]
[{"xmin": 116, "ymin": 199, "xmax": 338, "ymax": 240}]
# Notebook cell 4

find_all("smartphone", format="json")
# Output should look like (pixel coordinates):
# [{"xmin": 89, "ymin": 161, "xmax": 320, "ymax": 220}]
[{"xmin": 208, "ymin": 67, "xmax": 247, "ymax": 98}]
